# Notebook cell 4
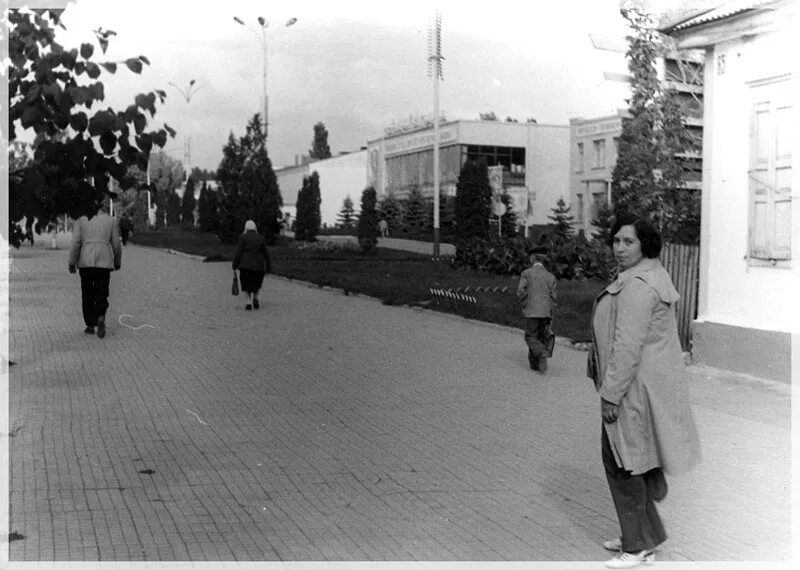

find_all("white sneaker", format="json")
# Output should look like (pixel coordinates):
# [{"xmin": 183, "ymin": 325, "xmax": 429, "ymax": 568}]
[
  {"xmin": 603, "ymin": 537, "xmax": 622, "ymax": 551},
  {"xmin": 605, "ymin": 550, "xmax": 655, "ymax": 569}
]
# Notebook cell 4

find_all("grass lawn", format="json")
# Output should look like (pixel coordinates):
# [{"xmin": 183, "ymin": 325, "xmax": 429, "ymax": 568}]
[{"xmin": 132, "ymin": 229, "xmax": 604, "ymax": 342}]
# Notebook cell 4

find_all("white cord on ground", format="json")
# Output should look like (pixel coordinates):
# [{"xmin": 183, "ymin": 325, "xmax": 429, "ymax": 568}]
[
  {"xmin": 118, "ymin": 314, "xmax": 156, "ymax": 330},
  {"xmin": 185, "ymin": 409, "xmax": 208, "ymax": 425}
]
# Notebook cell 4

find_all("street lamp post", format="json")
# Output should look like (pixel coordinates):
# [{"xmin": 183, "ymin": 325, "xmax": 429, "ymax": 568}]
[
  {"xmin": 233, "ymin": 15, "xmax": 297, "ymax": 140},
  {"xmin": 168, "ymin": 79, "xmax": 204, "ymax": 179}
]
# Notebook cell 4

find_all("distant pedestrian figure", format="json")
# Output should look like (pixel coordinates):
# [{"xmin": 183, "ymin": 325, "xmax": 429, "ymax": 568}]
[
  {"xmin": 68, "ymin": 200, "xmax": 122, "ymax": 338},
  {"xmin": 378, "ymin": 219, "xmax": 389, "ymax": 237},
  {"xmin": 588, "ymin": 214, "xmax": 701, "ymax": 569},
  {"xmin": 232, "ymin": 219, "xmax": 272, "ymax": 311},
  {"xmin": 516, "ymin": 247, "xmax": 557, "ymax": 372},
  {"xmin": 119, "ymin": 214, "xmax": 132, "ymax": 245}
]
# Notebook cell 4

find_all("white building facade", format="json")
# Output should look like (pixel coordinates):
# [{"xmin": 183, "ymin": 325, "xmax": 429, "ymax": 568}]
[
  {"xmin": 663, "ymin": 0, "xmax": 797, "ymax": 382},
  {"xmin": 366, "ymin": 120, "xmax": 570, "ymax": 229},
  {"xmin": 275, "ymin": 150, "xmax": 368, "ymax": 228}
]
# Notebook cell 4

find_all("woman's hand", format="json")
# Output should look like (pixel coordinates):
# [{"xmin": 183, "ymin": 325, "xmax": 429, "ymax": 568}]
[{"xmin": 601, "ymin": 398, "xmax": 619, "ymax": 423}]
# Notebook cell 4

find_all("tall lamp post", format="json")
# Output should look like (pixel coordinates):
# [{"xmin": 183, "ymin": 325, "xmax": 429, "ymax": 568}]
[
  {"xmin": 168, "ymin": 79, "xmax": 204, "ymax": 179},
  {"xmin": 233, "ymin": 15, "xmax": 298, "ymax": 140},
  {"xmin": 428, "ymin": 11, "xmax": 444, "ymax": 257}
]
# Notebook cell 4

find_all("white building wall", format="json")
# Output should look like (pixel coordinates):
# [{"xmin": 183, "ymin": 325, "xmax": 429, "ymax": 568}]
[
  {"xmin": 275, "ymin": 165, "xmax": 309, "ymax": 210},
  {"xmin": 526, "ymin": 125, "xmax": 571, "ymax": 226},
  {"xmin": 699, "ymin": 31, "xmax": 798, "ymax": 334},
  {"xmin": 311, "ymin": 150, "xmax": 368, "ymax": 227}
]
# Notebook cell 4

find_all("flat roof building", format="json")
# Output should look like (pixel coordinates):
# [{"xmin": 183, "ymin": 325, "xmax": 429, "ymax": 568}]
[{"xmin": 366, "ymin": 119, "xmax": 570, "ymax": 229}]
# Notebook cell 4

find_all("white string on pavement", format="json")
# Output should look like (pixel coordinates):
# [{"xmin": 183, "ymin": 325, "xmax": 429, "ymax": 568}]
[
  {"xmin": 118, "ymin": 314, "xmax": 156, "ymax": 330},
  {"xmin": 185, "ymin": 409, "xmax": 208, "ymax": 426}
]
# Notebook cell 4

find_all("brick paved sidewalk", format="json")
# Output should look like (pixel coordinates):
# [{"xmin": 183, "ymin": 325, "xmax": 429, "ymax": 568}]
[{"xmin": 4, "ymin": 242, "xmax": 792, "ymax": 565}]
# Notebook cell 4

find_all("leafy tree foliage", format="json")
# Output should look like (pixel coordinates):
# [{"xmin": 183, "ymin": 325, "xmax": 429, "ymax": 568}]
[
  {"xmin": 479, "ymin": 111, "xmax": 498, "ymax": 121},
  {"xmin": 547, "ymin": 198, "xmax": 574, "ymax": 242},
  {"xmin": 357, "ymin": 186, "xmax": 379, "ymax": 252},
  {"xmin": 7, "ymin": 8, "xmax": 175, "ymax": 247},
  {"xmin": 336, "ymin": 195, "xmax": 357, "ymax": 230},
  {"xmin": 309, "ymin": 122, "xmax": 332, "ymax": 160},
  {"xmin": 181, "ymin": 177, "xmax": 197, "ymax": 227},
  {"xmin": 611, "ymin": 5, "xmax": 699, "ymax": 244},
  {"xmin": 148, "ymin": 151, "xmax": 184, "ymax": 228},
  {"xmin": 294, "ymin": 171, "xmax": 321, "ymax": 242},
  {"xmin": 454, "ymin": 159, "xmax": 493, "ymax": 240},
  {"xmin": 197, "ymin": 181, "xmax": 218, "ymax": 232},
  {"xmin": 216, "ymin": 115, "xmax": 283, "ymax": 243}
]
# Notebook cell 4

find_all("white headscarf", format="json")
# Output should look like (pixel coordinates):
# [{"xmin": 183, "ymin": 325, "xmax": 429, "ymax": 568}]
[{"xmin": 244, "ymin": 220, "xmax": 257, "ymax": 232}]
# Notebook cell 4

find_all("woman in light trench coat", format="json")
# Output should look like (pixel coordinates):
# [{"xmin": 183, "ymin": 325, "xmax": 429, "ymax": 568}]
[{"xmin": 588, "ymin": 214, "xmax": 701, "ymax": 569}]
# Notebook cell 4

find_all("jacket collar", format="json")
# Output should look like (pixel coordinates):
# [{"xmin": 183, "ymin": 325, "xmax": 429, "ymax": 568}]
[{"xmin": 603, "ymin": 257, "xmax": 679, "ymax": 303}]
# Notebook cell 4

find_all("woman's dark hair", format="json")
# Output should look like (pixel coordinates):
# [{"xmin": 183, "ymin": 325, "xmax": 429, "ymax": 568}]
[{"xmin": 608, "ymin": 213, "xmax": 662, "ymax": 258}]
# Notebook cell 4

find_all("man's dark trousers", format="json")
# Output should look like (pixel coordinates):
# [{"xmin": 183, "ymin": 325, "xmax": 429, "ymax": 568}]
[
  {"xmin": 524, "ymin": 317, "xmax": 551, "ymax": 370},
  {"xmin": 79, "ymin": 268, "xmax": 111, "ymax": 327}
]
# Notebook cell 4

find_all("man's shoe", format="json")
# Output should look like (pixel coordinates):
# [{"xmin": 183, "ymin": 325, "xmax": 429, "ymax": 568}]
[
  {"xmin": 605, "ymin": 550, "xmax": 655, "ymax": 569},
  {"xmin": 603, "ymin": 537, "xmax": 622, "ymax": 551},
  {"xmin": 84, "ymin": 326, "xmax": 95, "ymax": 335},
  {"xmin": 539, "ymin": 356, "xmax": 548, "ymax": 372},
  {"xmin": 96, "ymin": 316, "xmax": 106, "ymax": 338},
  {"xmin": 253, "ymin": 299, "xmax": 260, "ymax": 310},
  {"xmin": 245, "ymin": 304, "xmax": 252, "ymax": 311}
]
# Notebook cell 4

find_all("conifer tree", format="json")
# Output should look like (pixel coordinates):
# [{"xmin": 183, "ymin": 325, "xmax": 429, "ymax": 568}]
[
  {"xmin": 402, "ymin": 186, "xmax": 427, "ymax": 236},
  {"xmin": 336, "ymin": 195, "xmax": 357, "ymax": 230},
  {"xmin": 547, "ymin": 198, "xmax": 574, "ymax": 242},
  {"xmin": 197, "ymin": 181, "xmax": 218, "ymax": 232},
  {"xmin": 166, "ymin": 189, "xmax": 182, "ymax": 226},
  {"xmin": 295, "ymin": 171, "xmax": 321, "ymax": 241},
  {"xmin": 591, "ymin": 201, "xmax": 615, "ymax": 244},
  {"xmin": 378, "ymin": 193, "xmax": 403, "ymax": 235},
  {"xmin": 454, "ymin": 159, "xmax": 493, "ymax": 240},
  {"xmin": 180, "ymin": 177, "xmax": 197, "ymax": 227},
  {"xmin": 357, "ymin": 186, "xmax": 379, "ymax": 252},
  {"xmin": 309, "ymin": 122, "xmax": 332, "ymax": 160}
]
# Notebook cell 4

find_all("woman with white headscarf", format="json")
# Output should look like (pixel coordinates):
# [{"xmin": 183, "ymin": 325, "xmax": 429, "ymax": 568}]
[{"xmin": 232, "ymin": 219, "xmax": 272, "ymax": 310}]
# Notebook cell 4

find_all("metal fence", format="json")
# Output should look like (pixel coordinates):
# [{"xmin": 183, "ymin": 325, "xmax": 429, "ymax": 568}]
[{"xmin": 660, "ymin": 242, "xmax": 700, "ymax": 351}]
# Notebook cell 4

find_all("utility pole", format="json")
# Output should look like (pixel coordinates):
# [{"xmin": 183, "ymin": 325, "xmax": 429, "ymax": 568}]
[{"xmin": 428, "ymin": 10, "xmax": 444, "ymax": 257}]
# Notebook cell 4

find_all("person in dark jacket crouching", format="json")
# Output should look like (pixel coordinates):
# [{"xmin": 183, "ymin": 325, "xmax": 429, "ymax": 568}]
[{"xmin": 232, "ymin": 219, "xmax": 272, "ymax": 310}]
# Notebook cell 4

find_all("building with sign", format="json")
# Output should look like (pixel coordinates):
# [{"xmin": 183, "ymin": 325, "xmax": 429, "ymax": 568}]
[
  {"xmin": 275, "ymin": 149, "xmax": 368, "ymax": 228},
  {"xmin": 569, "ymin": 113, "xmax": 623, "ymax": 236},
  {"xmin": 366, "ymin": 120, "xmax": 570, "ymax": 229}
]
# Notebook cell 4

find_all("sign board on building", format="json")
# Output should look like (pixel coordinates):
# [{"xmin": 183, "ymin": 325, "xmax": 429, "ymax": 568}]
[
  {"xmin": 488, "ymin": 165, "xmax": 504, "ymax": 195},
  {"xmin": 384, "ymin": 126, "xmax": 458, "ymax": 157},
  {"xmin": 575, "ymin": 118, "xmax": 622, "ymax": 137}
]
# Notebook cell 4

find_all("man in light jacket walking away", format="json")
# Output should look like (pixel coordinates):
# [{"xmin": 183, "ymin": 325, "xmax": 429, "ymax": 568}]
[
  {"xmin": 68, "ymin": 201, "xmax": 122, "ymax": 338},
  {"xmin": 517, "ymin": 247, "xmax": 557, "ymax": 372}
]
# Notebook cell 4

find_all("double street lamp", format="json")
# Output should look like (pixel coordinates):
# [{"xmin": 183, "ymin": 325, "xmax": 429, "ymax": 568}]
[
  {"xmin": 168, "ymin": 79, "xmax": 205, "ymax": 178},
  {"xmin": 233, "ymin": 15, "xmax": 298, "ymax": 140}
]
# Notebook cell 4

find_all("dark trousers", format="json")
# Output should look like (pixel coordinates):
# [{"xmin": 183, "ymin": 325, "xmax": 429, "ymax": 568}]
[
  {"xmin": 602, "ymin": 427, "xmax": 668, "ymax": 552},
  {"xmin": 524, "ymin": 317, "xmax": 551, "ymax": 368},
  {"xmin": 120, "ymin": 229, "xmax": 129, "ymax": 245},
  {"xmin": 79, "ymin": 268, "xmax": 111, "ymax": 327}
]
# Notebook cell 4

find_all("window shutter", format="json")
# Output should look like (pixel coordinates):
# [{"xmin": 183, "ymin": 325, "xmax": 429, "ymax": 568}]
[
  {"xmin": 772, "ymin": 102, "xmax": 792, "ymax": 259},
  {"xmin": 749, "ymin": 102, "xmax": 772, "ymax": 258}
]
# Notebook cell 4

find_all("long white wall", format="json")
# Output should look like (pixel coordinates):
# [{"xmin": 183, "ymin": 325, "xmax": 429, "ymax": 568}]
[
  {"xmin": 527, "ymin": 125, "xmax": 571, "ymax": 226},
  {"xmin": 312, "ymin": 151, "xmax": 368, "ymax": 227},
  {"xmin": 699, "ymin": 30, "xmax": 798, "ymax": 334}
]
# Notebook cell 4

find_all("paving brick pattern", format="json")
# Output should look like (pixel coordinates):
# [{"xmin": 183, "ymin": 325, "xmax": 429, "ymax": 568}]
[{"xmin": 6, "ymin": 242, "xmax": 792, "ymax": 563}]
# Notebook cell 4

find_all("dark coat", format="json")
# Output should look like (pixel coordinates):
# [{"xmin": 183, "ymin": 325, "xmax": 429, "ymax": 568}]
[{"xmin": 232, "ymin": 230, "xmax": 271, "ymax": 273}]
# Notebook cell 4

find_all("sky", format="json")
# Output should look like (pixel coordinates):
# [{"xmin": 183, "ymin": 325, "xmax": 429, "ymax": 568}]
[{"xmin": 45, "ymin": 0, "xmax": 640, "ymax": 171}]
